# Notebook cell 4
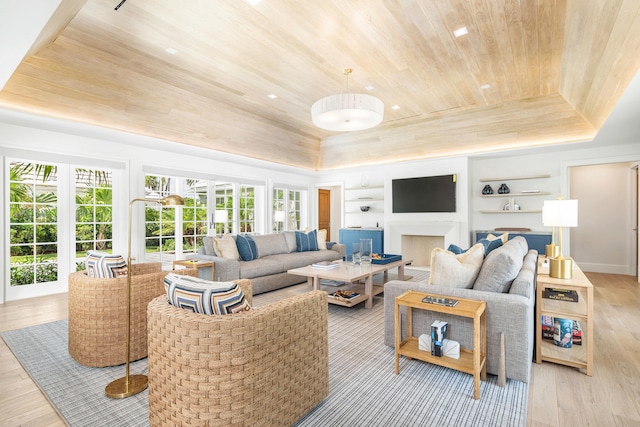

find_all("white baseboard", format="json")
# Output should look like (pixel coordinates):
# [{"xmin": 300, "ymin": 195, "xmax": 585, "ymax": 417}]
[{"xmin": 577, "ymin": 261, "xmax": 634, "ymax": 275}]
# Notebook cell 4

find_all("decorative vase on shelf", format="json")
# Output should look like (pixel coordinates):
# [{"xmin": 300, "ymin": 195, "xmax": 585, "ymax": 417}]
[
  {"xmin": 482, "ymin": 185, "xmax": 494, "ymax": 195},
  {"xmin": 498, "ymin": 183, "xmax": 510, "ymax": 194},
  {"xmin": 503, "ymin": 198, "xmax": 520, "ymax": 211}
]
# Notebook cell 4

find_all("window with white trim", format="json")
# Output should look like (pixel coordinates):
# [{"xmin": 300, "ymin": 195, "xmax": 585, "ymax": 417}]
[{"xmin": 272, "ymin": 187, "xmax": 305, "ymax": 232}]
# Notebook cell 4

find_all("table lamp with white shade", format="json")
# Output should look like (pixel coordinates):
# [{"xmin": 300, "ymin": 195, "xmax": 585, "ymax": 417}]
[
  {"xmin": 542, "ymin": 199, "xmax": 578, "ymax": 279},
  {"xmin": 214, "ymin": 209, "xmax": 229, "ymax": 234}
]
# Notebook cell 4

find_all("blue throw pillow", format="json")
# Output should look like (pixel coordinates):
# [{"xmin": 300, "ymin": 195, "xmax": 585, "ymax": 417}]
[
  {"xmin": 448, "ymin": 238, "xmax": 503, "ymax": 258},
  {"xmin": 478, "ymin": 237, "xmax": 503, "ymax": 255},
  {"xmin": 235, "ymin": 234, "xmax": 258, "ymax": 261},
  {"xmin": 295, "ymin": 230, "xmax": 318, "ymax": 252},
  {"xmin": 447, "ymin": 244, "xmax": 466, "ymax": 255}
]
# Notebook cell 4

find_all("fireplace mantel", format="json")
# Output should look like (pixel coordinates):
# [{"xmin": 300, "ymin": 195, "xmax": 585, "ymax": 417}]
[{"xmin": 386, "ymin": 222, "xmax": 461, "ymax": 267}]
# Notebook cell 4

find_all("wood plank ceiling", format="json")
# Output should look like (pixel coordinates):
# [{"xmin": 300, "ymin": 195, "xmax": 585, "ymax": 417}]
[{"xmin": 1, "ymin": 0, "xmax": 639, "ymax": 170}]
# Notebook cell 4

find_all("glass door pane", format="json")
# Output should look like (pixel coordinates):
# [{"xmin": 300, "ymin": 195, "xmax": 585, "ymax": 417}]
[{"xmin": 7, "ymin": 161, "xmax": 62, "ymax": 300}]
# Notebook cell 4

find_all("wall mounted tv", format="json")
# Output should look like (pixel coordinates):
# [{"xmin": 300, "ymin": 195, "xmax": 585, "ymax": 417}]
[{"xmin": 392, "ymin": 174, "xmax": 456, "ymax": 213}]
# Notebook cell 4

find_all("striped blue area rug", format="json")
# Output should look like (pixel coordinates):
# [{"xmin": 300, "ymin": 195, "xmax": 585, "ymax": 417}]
[
  {"xmin": 294, "ymin": 295, "xmax": 527, "ymax": 427},
  {"xmin": 2, "ymin": 276, "xmax": 527, "ymax": 426},
  {"xmin": 2, "ymin": 319, "xmax": 149, "ymax": 426}
]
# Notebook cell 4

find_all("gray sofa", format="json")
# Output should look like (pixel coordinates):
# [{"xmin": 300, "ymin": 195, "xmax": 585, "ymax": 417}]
[
  {"xmin": 190, "ymin": 232, "xmax": 346, "ymax": 295},
  {"xmin": 383, "ymin": 236, "xmax": 537, "ymax": 383}
]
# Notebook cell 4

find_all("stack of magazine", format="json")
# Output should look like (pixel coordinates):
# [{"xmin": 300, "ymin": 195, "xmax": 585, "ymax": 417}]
[
  {"xmin": 311, "ymin": 261, "xmax": 339, "ymax": 270},
  {"xmin": 328, "ymin": 290, "xmax": 359, "ymax": 300}
]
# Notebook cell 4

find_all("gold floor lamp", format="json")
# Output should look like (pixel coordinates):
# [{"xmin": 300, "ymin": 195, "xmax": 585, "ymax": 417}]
[{"xmin": 105, "ymin": 194, "xmax": 184, "ymax": 399}]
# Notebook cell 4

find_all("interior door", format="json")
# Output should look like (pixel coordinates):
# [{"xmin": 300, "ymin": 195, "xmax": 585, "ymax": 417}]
[{"xmin": 318, "ymin": 189, "xmax": 331, "ymax": 241}]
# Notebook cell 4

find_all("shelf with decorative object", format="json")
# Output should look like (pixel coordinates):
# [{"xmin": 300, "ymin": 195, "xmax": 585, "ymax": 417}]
[
  {"xmin": 479, "ymin": 209, "xmax": 542, "ymax": 214},
  {"xmin": 344, "ymin": 184, "xmax": 384, "ymax": 226},
  {"xmin": 479, "ymin": 174, "xmax": 550, "ymax": 183},
  {"xmin": 345, "ymin": 185, "xmax": 384, "ymax": 202},
  {"xmin": 478, "ymin": 174, "xmax": 551, "ymax": 216},
  {"xmin": 345, "ymin": 185, "xmax": 384, "ymax": 191},
  {"xmin": 345, "ymin": 198, "xmax": 384, "ymax": 202},
  {"xmin": 481, "ymin": 192, "xmax": 550, "ymax": 198}
]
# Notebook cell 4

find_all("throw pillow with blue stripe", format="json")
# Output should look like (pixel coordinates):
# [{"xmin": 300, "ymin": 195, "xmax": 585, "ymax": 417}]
[
  {"xmin": 447, "ymin": 237, "xmax": 503, "ymax": 258},
  {"xmin": 236, "ymin": 234, "xmax": 258, "ymax": 261},
  {"xmin": 164, "ymin": 273, "xmax": 251, "ymax": 315},
  {"xmin": 85, "ymin": 251, "xmax": 127, "ymax": 278},
  {"xmin": 295, "ymin": 229, "xmax": 318, "ymax": 252}
]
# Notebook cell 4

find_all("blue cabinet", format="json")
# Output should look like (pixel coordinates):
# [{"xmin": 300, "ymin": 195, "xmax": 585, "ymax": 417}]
[
  {"xmin": 475, "ymin": 231, "xmax": 552, "ymax": 254},
  {"xmin": 339, "ymin": 228, "xmax": 384, "ymax": 255}
]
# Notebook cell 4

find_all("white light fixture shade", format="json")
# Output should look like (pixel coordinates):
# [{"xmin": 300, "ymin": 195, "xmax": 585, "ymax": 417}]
[
  {"xmin": 214, "ymin": 210, "xmax": 229, "ymax": 223},
  {"xmin": 274, "ymin": 210, "xmax": 285, "ymax": 222},
  {"xmin": 311, "ymin": 93, "xmax": 384, "ymax": 132},
  {"xmin": 542, "ymin": 199, "xmax": 578, "ymax": 227}
]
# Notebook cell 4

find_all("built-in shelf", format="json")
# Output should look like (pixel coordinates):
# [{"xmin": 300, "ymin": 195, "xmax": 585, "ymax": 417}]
[
  {"xmin": 478, "ymin": 174, "xmax": 551, "ymax": 215},
  {"xmin": 479, "ymin": 174, "xmax": 550, "ymax": 182},
  {"xmin": 346, "ymin": 198, "xmax": 384, "ymax": 202},
  {"xmin": 481, "ymin": 191, "xmax": 550, "ymax": 198},
  {"xmin": 345, "ymin": 185, "xmax": 384, "ymax": 191},
  {"xmin": 480, "ymin": 210, "xmax": 542, "ymax": 214},
  {"xmin": 345, "ymin": 185, "xmax": 384, "ymax": 219}
]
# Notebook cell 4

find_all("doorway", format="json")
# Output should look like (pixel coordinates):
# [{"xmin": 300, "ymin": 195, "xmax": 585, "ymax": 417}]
[
  {"xmin": 569, "ymin": 162, "xmax": 638, "ymax": 276},
  {"xmin": 318, "ymin": 189, "xmax": 331, "ymax": 240}
]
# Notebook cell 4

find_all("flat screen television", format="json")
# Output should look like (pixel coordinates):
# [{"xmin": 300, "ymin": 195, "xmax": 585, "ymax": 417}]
[{"xmin": 392, "ymin": 174, "xmax": 456, "ymax": 213}]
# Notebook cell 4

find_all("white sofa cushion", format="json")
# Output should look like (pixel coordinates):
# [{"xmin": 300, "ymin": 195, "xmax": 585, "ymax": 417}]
[
  {"xmin": 428, "ymin": 243, "xmax": 484, "ymax": 289},
  {"xmin": 317, "ymin": 229, "xmax": 328, "ymax": 250},
  {"xmin": 214, "ymin": 234, "xmax": 240, "ymax": 260}
]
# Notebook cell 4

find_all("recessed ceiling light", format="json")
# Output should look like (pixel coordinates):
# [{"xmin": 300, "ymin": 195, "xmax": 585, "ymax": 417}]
[
  {"xmin": 165, "ymin": 47, "xmax": 178, "ymax": 55},
  {"xmin": 246, "ymin": 0, "xmax": 261, "ymax": 5},
  {"xmin": 480, "ymin": 84, "xmax": 490, "ymax": 90},
  {"xmin": 392, "ymin": 105, "xmax": 400, "ymax": 110},
  {"xmin": 267, "ymin": 94, "xmax": 278, "ymax": 99},
  {"xmin": 364, "ymin": 85, "xmax": 375, "ymax": 91},
  {"xmin": 453, "ymin": 27, "xmax": 468, "ymax": 38}
]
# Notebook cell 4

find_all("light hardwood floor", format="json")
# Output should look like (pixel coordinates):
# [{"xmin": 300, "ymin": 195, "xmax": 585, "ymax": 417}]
[{"xmin": 1, "ymin": 272, "xmax": 638, "ymax": 427}]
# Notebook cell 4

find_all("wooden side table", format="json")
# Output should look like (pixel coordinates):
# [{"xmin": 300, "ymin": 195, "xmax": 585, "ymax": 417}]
[
  {"xmin": 395, "ymin": 290, "xmax": 487, "ymax": 399},
  {"xmin": 172, "ymin": 259, "xmax": 214, "ymax": 280},
  {"xmin": 535, "ymin": 255, "xmax": 593, "ymax": 375}
]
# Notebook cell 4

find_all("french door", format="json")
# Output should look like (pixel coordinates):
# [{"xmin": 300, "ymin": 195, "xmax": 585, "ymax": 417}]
[{"xmin": 5, "ymin": 159, "xmax": 116, "ymax": 301}]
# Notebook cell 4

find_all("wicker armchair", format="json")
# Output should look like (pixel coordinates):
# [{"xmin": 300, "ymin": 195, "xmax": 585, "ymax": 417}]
[
  {"xmin": 68, "ymin": 263, "xmax": 197, "ymax": 367},
  {"xmin": 147, "ymin": 280, "xmax": 329, "ymax": 427}
]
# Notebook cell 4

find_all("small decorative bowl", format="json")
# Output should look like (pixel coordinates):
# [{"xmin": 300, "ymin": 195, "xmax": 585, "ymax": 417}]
[{"xmin": 360, "ymin": 206, "xmax": 370, "ymax": 212}]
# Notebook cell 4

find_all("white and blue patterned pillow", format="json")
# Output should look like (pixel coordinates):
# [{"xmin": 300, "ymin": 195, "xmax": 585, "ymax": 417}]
[
  {"xmin": 85, "ymin": 251, "xmax": 127, "ymax": 278},
  {"xmin": 164, "ymin": 273, "xmax": 251, "ymax": 315},
  {"xmin": 295, "ymin": 229, "xmax": 318, "ymax": 252},
  {"xmin": 235, "ymin": 234, "xmax": 258, "ymax": 261}
]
